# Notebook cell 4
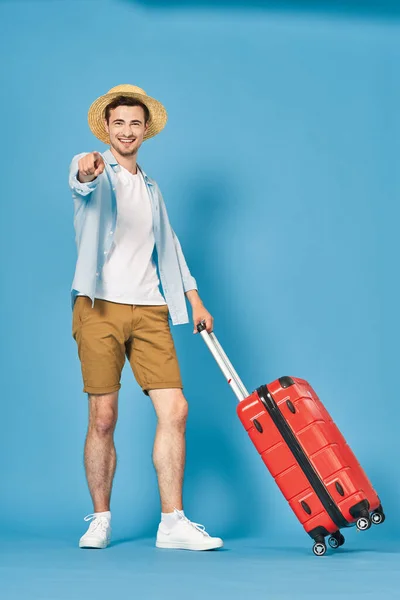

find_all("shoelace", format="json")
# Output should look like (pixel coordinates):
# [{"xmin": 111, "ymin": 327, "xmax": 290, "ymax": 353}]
[
  {"xmin": 174, "ymin": 509, "xmax": 210, "ymax": 537},
  {"xmin": 84, "ymin": 514, "xmax": 109, "ymax": 534}
]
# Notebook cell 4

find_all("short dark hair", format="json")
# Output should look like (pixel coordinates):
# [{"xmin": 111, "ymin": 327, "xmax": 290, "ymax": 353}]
[{"xmin": 104, "ymin": 96, "xmax": 150, "ymax": 124}]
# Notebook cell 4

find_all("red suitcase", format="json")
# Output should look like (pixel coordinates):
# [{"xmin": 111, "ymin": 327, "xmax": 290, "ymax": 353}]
[{"xmin": 197, "ymin": 322, "xmax": 385, "ymax": 555}]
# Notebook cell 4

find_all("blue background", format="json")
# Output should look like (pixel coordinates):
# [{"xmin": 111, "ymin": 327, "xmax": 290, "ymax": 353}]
[{"xmin": 0, "ymin": 0, "xmax": 399, "ymax": 597}]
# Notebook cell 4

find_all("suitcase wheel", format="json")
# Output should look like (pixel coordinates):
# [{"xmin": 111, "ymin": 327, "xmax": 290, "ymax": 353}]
[
  {"xmin": 371, "ymin": 510, "xmax": 385, "ymax": 525},
  {"xmin": 312, "ymin": 541, "xmax": 327, "ymax": 556},
  {"xmin": 328, "ymin": 532, "xmax": 345, "ymax": 549},
  {"xmin": 356, "ymin": 516, "xmax": 372, "ymax": 531}
]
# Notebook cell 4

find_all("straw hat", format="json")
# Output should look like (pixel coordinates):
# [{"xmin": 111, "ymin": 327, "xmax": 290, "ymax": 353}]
[{"xmin": 87, "ymin": 84, "xmax": 168, "ymax": 144}]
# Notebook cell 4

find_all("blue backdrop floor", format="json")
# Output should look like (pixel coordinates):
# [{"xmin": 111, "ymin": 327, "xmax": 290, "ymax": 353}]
[{"xmin": 1, "ymin": 535, "xmax": 398, "ymax": 600}]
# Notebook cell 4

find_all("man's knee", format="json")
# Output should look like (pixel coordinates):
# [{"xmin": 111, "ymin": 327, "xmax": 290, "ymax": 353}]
[
  {"xmin": 172, "ymin": 394, "xmax": 188, "ymax": 427},
  {"xmin": 88, "ymin": 392, "xmax": 118, "ymax": 436},
  {"xmin": 152, "ymin": 389, "xmax": 188, "ymax": 429}
]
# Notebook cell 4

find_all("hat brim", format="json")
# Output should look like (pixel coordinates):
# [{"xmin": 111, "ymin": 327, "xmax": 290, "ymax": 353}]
[{"xmin": 88, "ymin": 91, "xmax": 167, "ymax": 144}]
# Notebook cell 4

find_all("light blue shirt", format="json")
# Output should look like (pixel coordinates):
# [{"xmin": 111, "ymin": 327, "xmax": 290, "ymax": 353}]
[{"xmin": 68, "ymin": 149, "xmax": 197, "ymax": 325}]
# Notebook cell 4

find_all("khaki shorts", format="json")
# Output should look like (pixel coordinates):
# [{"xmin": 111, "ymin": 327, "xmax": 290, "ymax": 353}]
[{"xmin": 72, "ymin": 296, "xmax": 183, "ymax": 395}]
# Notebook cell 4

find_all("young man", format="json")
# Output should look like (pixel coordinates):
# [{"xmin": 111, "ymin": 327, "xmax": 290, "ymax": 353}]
[{"xmin": 69, "ymin": 84, "xmax": 223, "ymax": 551}]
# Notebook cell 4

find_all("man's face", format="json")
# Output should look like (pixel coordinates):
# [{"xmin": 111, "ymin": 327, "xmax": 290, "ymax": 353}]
[{"xmin": 104, "ymin": 105, "xmax": 149, "ymax": 157}]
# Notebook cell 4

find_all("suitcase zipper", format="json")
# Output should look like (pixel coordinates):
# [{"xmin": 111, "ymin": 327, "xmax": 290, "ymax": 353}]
[{"xmin": 257, "ymin": 385, "xmax": 349, "ymax": 531}]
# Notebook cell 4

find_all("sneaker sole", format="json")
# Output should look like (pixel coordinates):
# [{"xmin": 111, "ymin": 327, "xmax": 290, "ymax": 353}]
[
  {"xmin": 79, "ymin": 540, "xmax": 110, "ymax": 549},
  {"xmin": 156, "ymin": 540, "xmax": 223, "ymax": 551}
]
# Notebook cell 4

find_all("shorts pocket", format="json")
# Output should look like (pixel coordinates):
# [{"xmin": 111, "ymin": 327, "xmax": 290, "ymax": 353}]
[
  {"xmin": 157, "ymin": 304, "xmax": 170, "ymax": 321},
  {"xmin": 73, "ymin": 297, "xmax": 92, "ymax": 334}
]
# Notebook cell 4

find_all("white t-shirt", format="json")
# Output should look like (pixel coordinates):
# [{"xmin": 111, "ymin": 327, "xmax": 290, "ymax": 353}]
[{"xmin": 94, "ymin": 165, "xmax": 166, "ymax": 305}]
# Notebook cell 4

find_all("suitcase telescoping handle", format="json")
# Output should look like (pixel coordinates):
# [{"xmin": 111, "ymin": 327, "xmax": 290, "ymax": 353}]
[{"xmin": 197, "ymin": 321, "xmax": 250, "ymax": 402}]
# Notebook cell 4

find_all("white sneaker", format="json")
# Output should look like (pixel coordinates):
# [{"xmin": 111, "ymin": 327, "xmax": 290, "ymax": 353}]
[
  {"xmin": 156, "ymin": 509, "xmax": 223, "ymax": 551},
  {"xmin": 79, "ymin": 514, "xmax": 111, "ymax": 549}
]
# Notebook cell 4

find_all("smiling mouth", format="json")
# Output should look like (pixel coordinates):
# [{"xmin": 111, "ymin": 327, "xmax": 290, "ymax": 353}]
[{"xmin": 119, "ymin": 138, "xmax": 136, "ymax": 145}]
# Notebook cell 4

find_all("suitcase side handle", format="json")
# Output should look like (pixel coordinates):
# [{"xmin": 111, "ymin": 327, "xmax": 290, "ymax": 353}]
[{"xmin": 197, "ymin": 321, "xmax": 249, "ymax": 402}]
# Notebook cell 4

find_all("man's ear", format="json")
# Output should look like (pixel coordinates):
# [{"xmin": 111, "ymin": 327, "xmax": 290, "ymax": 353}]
[{"xmin": 104, "ymin": 119, "xmax": 109, "ymax": 134}]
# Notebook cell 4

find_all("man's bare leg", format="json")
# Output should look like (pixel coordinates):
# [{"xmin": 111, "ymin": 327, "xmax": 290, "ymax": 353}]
[
  {"xmin": 149, "ymin": 387, "xmax": 223, "ymax": 550},
  {"xmin": 148, "ymin": 388, "xmax": 188, "ymax": 513},
  {"xmin": 84, "ymin": 391, "xmax": 119, "ymax": 512}
]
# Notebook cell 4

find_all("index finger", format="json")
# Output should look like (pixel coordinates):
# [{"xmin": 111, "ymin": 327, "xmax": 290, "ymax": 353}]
[{"xmin": 92, "ymin": 151, "xmax": 103, "ymax": 164}]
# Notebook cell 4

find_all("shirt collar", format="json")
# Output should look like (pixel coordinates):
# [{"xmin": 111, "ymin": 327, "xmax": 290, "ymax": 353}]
[{"xmin": 102, "ymin": 149, "xmax": 152, "ymax": 185}]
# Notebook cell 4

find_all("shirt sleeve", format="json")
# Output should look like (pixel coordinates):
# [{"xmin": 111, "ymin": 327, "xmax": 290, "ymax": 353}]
[
  {"xmin": 153, "ymin": 180, "xmax": 198, "ymax": 293},
  {"xmin": 68, "ymin": 153, "xmax": 100, "ymax": 197},
  {"xmin": 171, "ymin": 228, "xmax": 198, "ymax": 293}
]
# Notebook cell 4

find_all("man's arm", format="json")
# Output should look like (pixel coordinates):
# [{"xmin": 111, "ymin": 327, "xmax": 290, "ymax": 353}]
[
  {"xmin": 186, "ymin": 288, "xmax": 214, "ymax": 334},
  {"xmin": 171, "ymin": 228, "xmax": 198, "ymax": 293},
  {"xmin": 155, "ymin": 184, "xmax": 213, "ymax": 332},
  {"xmin": 68, "ymin": 152, "xmax": 104, "ymax": 197},
  {"xmin": 172, "ymin": 229, "xmax": 213, "ymax": 333}
]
